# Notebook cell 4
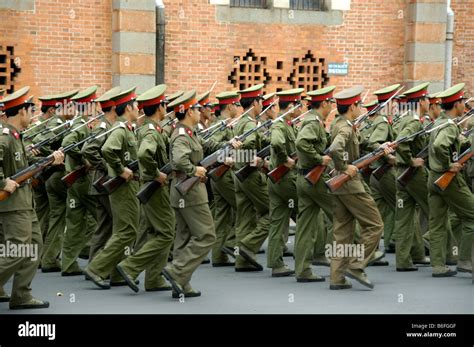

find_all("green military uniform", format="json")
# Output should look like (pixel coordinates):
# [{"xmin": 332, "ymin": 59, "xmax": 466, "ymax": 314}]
[
  {"xmin": 233, "ymin": 84, "xmax": 270, "ymax": 271},
  {"xmin": 267, "ymin": 88, "xmax": 303, "ymax": 276},
  {"xmin": 209, "ymin": 91, "xmax": 240, "ymax": 266},
  {"xmin": 427, "ymin": 83, "xmax": 473, "ymax": 278},
  {"xmin": 328, "ymin": 86, "xmax": 384, "ymax": 290},
  {"xmin": 393, "ymin": 83, "xmax": 431, "ymax": 270},
  {"xmin": 116, "ymin": 85, "xmax": 175, "ymax": 292},
  {"xmin": 82, "ymin": 87, "xmax": 121, "ymax": 260},
  {"xmin": 61, "ymin": 86, "xmax": 99, "ymax": 275},
  {"xmin": 85, "ymin": 88, "xmax": 140, "ymax": 288},
  {"xmin": 294, "ymin": 87, "xmax": 335, "ymax": 281},
  {"xmin": 161, "ymin": 90, "xmax": 184, "ymax": 138},
  {"xmin": 0, "ymin": 87, "xmax": 49, "ymax": 309},
  {"xmin": 164, "ymin": 90, "xmax": 225, "ymax": 297}
]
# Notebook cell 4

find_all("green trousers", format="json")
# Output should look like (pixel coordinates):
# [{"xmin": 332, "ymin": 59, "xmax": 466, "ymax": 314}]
[
  {"xmin": 428, "ymin": 172, "xmax": 474, "ymax": 270},
  {"xmin": 88, "ymin": 194, "xmax": 113, "ymax": 260},
  {"xmin": 294, "ymin": 173, "xmax": 333, "ymax": 278},
  {"xmin": 330, "ymin": 192, "xmax": 383, "ymax": 285},
  {"xmin": 88, "ymin": 180, "xmax": 139, "ymax": 279},
  {"xmin": 0, "ymin": 210, "xmax": 42, "ymax": 306},
  {"xmin": 210, "ymin": 170, "xmax": 236, "ymax": 263},
  {"xmin": 313, "ymin": 210, "xmax": 333, "ymax": 257},
  {"xmin": 119, "ymin": 185, "xmax": 175, "ymax": 289},
  {"xmin": 233, "ymin": 170, "xmax": 270, "ymax": 268},
  {"xmin": 33, "ymin": 184, "xmax": 50, "ymax": 239},
  {"xmin": 370, "ymin": 168, "xmax": 396, "ymax": 249},
  {"xmin": 61, "ymin": 176, "xmax": 97, "ymax": 273},
  {"xmin": 168, "ymin": 203, "xmax": 216, "ymax": 286},
  {"xmin": 393, "ymin": 167, "xmax": 427, "ymax": 268},
  {"xmin": 267, "ymin": 172, "xmax": 297, "ymax": 269},
  {"xmin": 41, "ymin": 171, "xmax": 67, "ymax": 268}
]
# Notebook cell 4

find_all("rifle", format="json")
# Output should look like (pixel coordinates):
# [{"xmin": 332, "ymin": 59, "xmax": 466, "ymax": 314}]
[
  {"xmin": 352, "ymin": 87, "xmax": 404, "ymax": 130},
  {"xmin": 0, "ymin": 122, "xmax": 107, "ymax": 201},
  {"xmin": 101, "ymin": 160, "xmax": 139, "ymax": 194},
  {"xmin": 234, "ymin": 145, "xmax": 271, "ymax": 182},
  {"xmin": 397, "ymin": 114, "xmax": 474, "ymax": 187},
  {"xmin": 176, "ymin": 104, "xmax": 302, "ymax": 195},
  {"xmin": 201, "ymin": 106, "xmax": 255, "ymax": 140},
  {"xmin": 433, "ymin": 148, "xmax": 472, "ymax": 191},
  {"xmin": 135, "ymin": 163, "xmax": 173, "ymax": 204},
  {"xmin": 304, "ymin": 148, "xmax": 330, "ymax": 185},
  {"xmin": 21, "ymin": 116, "xmax": 53, "ymax": 135},
  {"xmin": 27, "ymin": 113, "xmax": 103, "ymax": 152},
  {"xmin": 324, "ymin": 120, "xmax": 449, "ymax": 193}
]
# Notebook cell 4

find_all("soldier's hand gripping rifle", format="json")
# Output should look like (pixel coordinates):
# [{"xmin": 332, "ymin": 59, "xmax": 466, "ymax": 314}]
[
  {"xmin": 135, "ymin": 163, "xmax": 173, "ymax": 204},
  {"xmin": 234, "ymin": 144, "xmax": 271, "ymax": 182},
  {"xmin": 397, "ymin": 113, "xmax": 474, "ymax": 187},
  {"xmin": 175, "ymin": 104, "xmax": 302, "ymax": 195},
  {"xmin": 433, "ymin": 148, "xmax": 472, "ymax": 191},
  {"xmin": 324, "ymin": 120, "xmax": 449, "ymax": 193}
]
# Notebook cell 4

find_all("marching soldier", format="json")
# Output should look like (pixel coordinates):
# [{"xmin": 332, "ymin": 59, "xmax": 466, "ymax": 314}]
[
  {"xmin": 232, "ymin": 84, "xmax": 270, "ymax": 272},
  {"xmin": 35, "ymin": 89, "xmax": 78, "ymax": 272},
  {"xmin": 365, "ymin": 84, "xmax": 400, "ymax": 262},
  {"xmin": 115, "ymin": 84, "xmax": 175, "ymax": 293},
  {"xmin": 163, "ymin": 90, "xmax": 241, "ymax": 298},
  {"xmin": 267, "ymin": 88, "xmax": 304, "ymax": 277},
  {"xmin": 210, "ymin": 91, "xmax": 241, "ymax": 267},
  {"xmin": 82, "ymin": 86, "xmax": 121, "ymax": 260},
  {"xmin": 0, "ymin": 86, "xmax": 64, "ymax": 309},
  {"xmin": 60, "ymin": 86, "xmax": 99, "ymax": 276},
  {"xmin": 393, "ymin": 83, "xmax": 431, "ymax": 271},
  {"xmin": 162, "ymin": 90, "xmax": 184, "ymax": 138},
  {"xmin": 85, "ymin": 87, "xmax": 141, "ymax": 288},
  {"xmin": 294, "ymin": 86, "xmax": 335, "ymax": 282},
  {"xmin": 328, "ymin": 86, "xmax": 386, "ymax": 290},
  {"xmin": 427, "ymin": 83, "xmax": 473, "ymax": 279}
]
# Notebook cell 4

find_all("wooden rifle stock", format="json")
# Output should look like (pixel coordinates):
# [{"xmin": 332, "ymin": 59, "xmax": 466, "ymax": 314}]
[
  {"xmin": 304, "ymin": 165, "xmax": 327, "ymax": 185},
  {"xmin": 102, "ymin": 160, "xmax": 139, "ymax": 194},
  {"xmin": 267, "ymin": 152, "xmax": 297, "ymax": 184},
  {"xmin": 372, "ymin": 162, "xmax": 392, "ymax": 181},
  {"xmin": 235, "ymin": 145, "xmax": 271, "ymax": 182},
  {"xmin": 61, "ymin": 165, "xmax": 87, "ymax": 188},
  {"xmin": 207, "ymin": 164, "xmax": 231, "ymax": 181},
  {"xmin": 433, "ymin": 149, "xmax": 472, "ymax": 192},
  {"xmin": 92, "ymin": 174, "xmax": 109, "ymax": 192},
  {"xmin": 135, "ymin": 163, "xmax": 173, "ymax": 204},
  {"xmin": 0, "ymin": 156, "xmax": 55, "ymax": 201},
  {"xmin": 396, "ymin": 146, "xmax": 429, "ymax": 187}
]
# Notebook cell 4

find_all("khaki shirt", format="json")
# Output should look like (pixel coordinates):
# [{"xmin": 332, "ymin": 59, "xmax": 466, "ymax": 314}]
[
  {"xmin": 269, "ymin": 115, "xmax": 297, "ymax": 170},
  {"xmin": 137, "ymin": 118, "xmax": 169, "ymax": 182},
  {"xmin": 295, "ymin": 110, "xmax": 328, "ymax": 170}
]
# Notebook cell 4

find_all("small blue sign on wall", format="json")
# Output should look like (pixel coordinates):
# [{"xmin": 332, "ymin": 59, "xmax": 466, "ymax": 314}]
[{"xmin": 328, "ymin": 63, "xmax": 349, "ymax": 76}]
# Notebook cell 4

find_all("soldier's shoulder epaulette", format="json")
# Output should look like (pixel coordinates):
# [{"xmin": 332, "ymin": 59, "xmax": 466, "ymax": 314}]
[
  {"xmin": 56, "ymin": 118, "xmax": 63, "ymax": 125},
  {"xmin": 382, "ymin": 116, "xmax": 388, "ymax": 123},
  {"xmin": 148, "ymin": 123, "xmax": 155, "ymax": 131},
  {"xmin": 2, "ymin": 127, "xmax": 9, "ymax": 135},
  {"xmin": 413, "ymin": 114, "xmax": 420, "ymax": 121},
  {"xmin": 119, "ymin": 122, "xmax": 126, "ymax": 128},
  {"xmin": 99, "ymin": 122, "xmax": 107, "ymax": 130}
]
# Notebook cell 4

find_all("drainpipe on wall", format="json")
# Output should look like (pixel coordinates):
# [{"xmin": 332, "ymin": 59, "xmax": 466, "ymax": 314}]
[
  {"xmin": 156, "ymin": 0, "xmax": 165, "ymax": 84},
  {"xmin": 444, "ymin": 0, "xmax": 454, "ymax": 89}
]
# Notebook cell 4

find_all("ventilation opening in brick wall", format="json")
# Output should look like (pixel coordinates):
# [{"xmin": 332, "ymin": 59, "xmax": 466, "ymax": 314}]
[
  {"xmin": 229, "ymin": 49, "xmax": 271, "ymax": 90},
  {"xmin": 0, "ymin": 45, "xmax": 21, "ymax": 94},
  {"xmin": 288, "ymin": 50, "xmax": 329, "ymax": 91}
]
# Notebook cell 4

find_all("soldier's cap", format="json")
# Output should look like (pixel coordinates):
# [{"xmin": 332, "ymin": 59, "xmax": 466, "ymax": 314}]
[
  {"xmin": 238, "ymin": 84, "xmax": 265, "ymax": 99},
  {"xmin": 363, "ymin": 99, "xmax": 378, "ymax": 112},
  {"xmin": 334, "ymin": 86, "xmax": 364, "ymax": 106},
  {"xmin": 110, "ymin": 87, "xmax": 137, "ymax": 107},
  {"xmin": 437, "ymin": 83, "xmax": 466, "ymax": 104},
  {"xmin": 197, "ymin": 90, "xmax": 213, "ymax": 108},
  {"xmin": 404, "ymin": 82, "xmax": 430, "ymax": 101},
  {"xmin": 216, "ymin": 91, "xmax": 240, "ymax": 106},
  {"xmin": 70, "ymin": 86, "xmax": 98, "ymax": 103},
  {"xmin": 166, "ymin": 90, "xmax": 184, "ymax": 102},
  {"xmin": 374, "ymin": 83, "xmax": 401, "ymax": 103},
  {"xmin": 136, "ymin": 84, "xmax": 167, "ymax": 110},
  {"xmin": 94, "ymin": 87, "xmax": 122, "ymax": 109},
  {"xmin": 211, "ymin": 102, "xmax": 220, "ymax": 112},
  {"xmin": 428, "ymin": 92, "xmax": 441, "ymax": 105},
  {"xmin": 262, "ymin": 92, "xmax": 277, "ymax": 107},
  {"xmin": 1, "ymin": 86, "xmax": 34, "ymax": 111},
  {"xmin": 39, "ymin": 89, "xmax": 79, "ymax": 107},
  {"xmin": 307, "ymin": 86, "xmax": 336, "ymax": 103},
  {"xmin": 276, "ymin": 88, "xmax": 304, "ymax": 103},
  {"xmin": 167, "ymin": 90, "xmax": 202, "ymax": 114},
  {"xmin": 396, "ymin": 94, "xmax": 407, "ymax": 103}
]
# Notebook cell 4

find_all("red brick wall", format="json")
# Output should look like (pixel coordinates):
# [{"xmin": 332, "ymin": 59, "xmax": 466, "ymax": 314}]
[
  {"xmin": 0, "ymin": 0, "xmax": 112, "ymax": 99},
  {"xmin": 163, "ymin": 0, "xmax": 407, "ymax": 98},
  {"xmin": 451, "ymin": 0, "xmax": 474, "ymax": 93}
]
